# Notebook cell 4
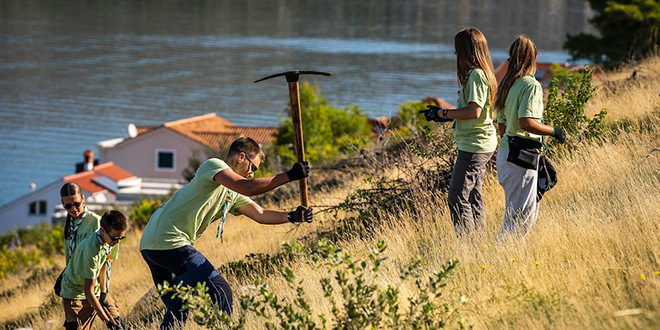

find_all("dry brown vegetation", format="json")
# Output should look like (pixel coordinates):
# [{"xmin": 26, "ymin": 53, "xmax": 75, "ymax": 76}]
[{"xmin": 1, "ymin": 56, "xmax": 659, "ymax": 329}]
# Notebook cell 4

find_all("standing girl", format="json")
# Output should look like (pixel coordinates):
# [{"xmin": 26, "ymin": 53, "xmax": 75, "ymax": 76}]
[
  {"xmin": 493, "ymin": 35, "xmax": 566, "ymax": 238},
  {"xmin": 59, "ymin": 183, "xmax": 125, "ymax": 329},
  {"xmin": 426, "ymin": 27, "xmax": 498, "ymax": 235}
]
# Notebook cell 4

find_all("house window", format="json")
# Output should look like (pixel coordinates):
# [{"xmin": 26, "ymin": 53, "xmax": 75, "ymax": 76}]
[
  {"xmin": 29, "ymin": 200, "xmax": 47, "ymax": 215},
  {"xmin": 156, "ymin": 149, "xmax": 176, "ymax": 172}
]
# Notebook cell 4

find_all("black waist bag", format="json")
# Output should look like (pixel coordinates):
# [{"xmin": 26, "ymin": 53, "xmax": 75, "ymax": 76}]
[
  {"xmin": 54, "ymin": 270, "xmax": 64, "ymax": 296},
  {"xmin": 507, "ymin": 136, "xmax": 543, "ymax": 169}
]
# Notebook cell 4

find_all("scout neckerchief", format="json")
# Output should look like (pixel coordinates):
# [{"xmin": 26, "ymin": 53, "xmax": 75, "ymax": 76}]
[
  {"xmin": 96, "ymin": 230, "xmax": 114, "ymax": 294},
  {"xmin": 215, "ymin": 190, "xmax": 234, "ymax": 243},
  {"xmin": 68, "ymin": 208, "xmax": 87, "ymax": 260}
]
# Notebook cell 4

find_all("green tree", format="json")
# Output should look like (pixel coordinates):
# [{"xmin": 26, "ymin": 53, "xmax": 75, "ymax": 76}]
[
  {"xmin": 564, "ymin": 0, "xmax": 660, "ymax": 67},
  {"xmin": 269, "ymin": 81, "xmax": 373, "ymax": 167}
]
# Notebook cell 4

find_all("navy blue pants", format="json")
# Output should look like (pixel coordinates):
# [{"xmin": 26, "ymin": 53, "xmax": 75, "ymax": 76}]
[{"xmin": 141, "ymin": 246, "xmax": 233, "ymax": 330}]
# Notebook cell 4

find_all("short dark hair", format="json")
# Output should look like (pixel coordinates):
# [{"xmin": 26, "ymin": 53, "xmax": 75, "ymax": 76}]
[
  {"xmin": 226, "ymin": 137, "xmax": 265, "ymax": 160},
  {"xmin": 100, "ymin": 210, "xmax": 129, "ymax": 232}
]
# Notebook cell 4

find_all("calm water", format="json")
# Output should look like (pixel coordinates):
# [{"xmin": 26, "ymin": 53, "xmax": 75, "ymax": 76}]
[{"xmin": 0, "ymin": 0, "xmax": 592, "ymax": 207}]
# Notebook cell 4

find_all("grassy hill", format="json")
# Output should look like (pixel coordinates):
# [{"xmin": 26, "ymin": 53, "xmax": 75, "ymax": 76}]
[{"xmin": 1, "ymin": 56, "xmax": 659, "ymax": 329}]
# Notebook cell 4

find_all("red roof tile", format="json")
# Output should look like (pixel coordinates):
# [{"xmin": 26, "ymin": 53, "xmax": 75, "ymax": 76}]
[
  {"xmin": 63, "ymin": 171, "xmax": 105, "ymax": 194},
  {"xmin": 62, "ymin": 162, "xmax": 134, "ymax": 195},
  {"xmin": 132, "ymin": 113, "xmax": 278, "ymax": 149},
  {"xmin": 94, "ymin": 162, "xmax": 134, "ymax": 181}
]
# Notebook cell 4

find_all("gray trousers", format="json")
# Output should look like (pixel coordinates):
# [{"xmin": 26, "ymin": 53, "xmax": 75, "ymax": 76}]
[
  {"xmin": 447, "ymin": 150, "xmax": 493, "ymax": 235},
  {"xmin": 496, "ymin": 150, "xmax": 540, "ymax": 239}
]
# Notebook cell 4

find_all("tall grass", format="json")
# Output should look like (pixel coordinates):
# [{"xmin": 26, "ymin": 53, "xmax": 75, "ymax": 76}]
[{"xmin": 2, "ymin": 56, "xmax": 659, "ymax": 329}]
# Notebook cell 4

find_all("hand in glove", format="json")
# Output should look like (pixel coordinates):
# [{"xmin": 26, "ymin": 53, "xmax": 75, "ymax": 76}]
[
  {"xmin": 286, "ymin": 161, "xmax": 311, "ymax": 182},
  {"xmin": 287, "ymin": 206, "xmax": 314, "ymax": 223},
  {"xmin": 106, "ymin": 317, "xmax": 126, "ymax": 330},
  {"xmin": 551, "ymin": 127, "xmax": 567, "ymax": 144},
  {"xmin": 419, "ymin": 105, "xmax": 453, "ymax": 122},
  {"xmin": 99, "ymin": 292, "xmax": 110, "ymax": 308}
]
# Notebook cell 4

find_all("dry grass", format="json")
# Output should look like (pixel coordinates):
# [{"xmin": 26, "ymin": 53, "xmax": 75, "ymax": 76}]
[
  {"xmin": 2, "ymin": 56, "xmax": 659, "ymax": 329},
  {"xmin": 588, "ymin": 55, "xmax": 660, "ymax": 121}
]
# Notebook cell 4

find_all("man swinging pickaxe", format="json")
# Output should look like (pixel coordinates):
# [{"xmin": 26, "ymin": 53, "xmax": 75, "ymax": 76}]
[{"xmin": 254, "ymin": 70, "xmax": 332, "ymax": 207}]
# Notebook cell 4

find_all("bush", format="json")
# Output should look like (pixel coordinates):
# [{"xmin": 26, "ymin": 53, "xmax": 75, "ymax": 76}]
[
  {"xmin": 268, "ymin": 81, "xmax": 373, "ymax": 168},
  {"xmin": 545, "ymin": 67, "xmax": 608, "ymax": 147},
  {"xmin": 158, "ymin": 240, "xmax": 467, "ymax": 329},
  {"xmin": 0, "ymin": 245, "xmax": 40, "ymax": 280},
  {"xmin": 130, "ymin": 198, "xmax": 163, "ymax": 229}
]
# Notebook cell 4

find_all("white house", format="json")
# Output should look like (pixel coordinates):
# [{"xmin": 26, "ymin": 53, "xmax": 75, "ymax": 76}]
[
  {"xmin": 0, "ymin": 162, "xmax": 139, "ymax": 234},
  {"xmin": 97, "ymin": 113, "xmax": 278, "ymax": 183}
]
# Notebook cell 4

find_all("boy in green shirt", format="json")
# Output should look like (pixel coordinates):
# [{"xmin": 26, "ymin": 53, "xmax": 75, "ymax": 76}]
[{"xmin": 61, "ymin": 210, "xmax": 128, "ymax": 330}]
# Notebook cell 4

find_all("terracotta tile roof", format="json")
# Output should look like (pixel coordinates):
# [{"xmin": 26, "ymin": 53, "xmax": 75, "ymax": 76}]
[
  {"xmin": 133, "ymin": 113, "xmax": 278, "ymax": 148},
  {"xmin": 136, "ymin": 126, "xmax": 156, "ymax": 136},
  {"xmin": 63, "ymin": 162, "xmax": 135, "ymax": 194},
  {"xmin": 94, "ymin": 162, "xmax": 134, "ymax": 181},
  {"xmin": 193, "ymin": 127, "xmax": 278, "ymax": 149},
  {"xmin": 63, "ymin": 171, "xmax": 105, "ymax": 194}
]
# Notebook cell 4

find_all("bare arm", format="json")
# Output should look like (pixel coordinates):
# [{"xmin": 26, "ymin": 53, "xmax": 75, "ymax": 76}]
[
  {"xmin": 214, "ymin": 169, "xmax": 291, "ymax": 197},
  {"xmin": 446, "ymin": 102, "xmax": 482, "ymax": 120},
  {"xmin": 236, "ymin": 202, "xmax": 290, "ymax": 225},
  {"xmin": 98, "ymin": 262, "xmax": 107, "ymax": 296},
  {"xmin": 519, "ymin": 117, "xmax": 553, "ymax": 135},
  {"xmin": 498, "ymin": 123, "xmax": 506, "ymax": 138},
  {"xmin": 83, "ymin": 278, "xmax": 112, "ymax": 324}
]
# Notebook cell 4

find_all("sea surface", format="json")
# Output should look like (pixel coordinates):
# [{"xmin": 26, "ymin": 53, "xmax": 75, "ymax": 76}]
[{"xmin": 0, "ymin": 0, "xmax": 593, "ymax": 208}]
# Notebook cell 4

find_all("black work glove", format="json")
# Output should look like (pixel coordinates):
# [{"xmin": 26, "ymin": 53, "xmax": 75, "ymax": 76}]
[
  {"xmin": 287, "ymin": 206, "xmax": 313, "ymax": 223},
  {"xmin": 286, "ymin": 161, "xmax": 311, "ymax": 182},
  {"xmin": 551, "ymin": 127, "xmax": 567, "ymax": 144},
  {"xmin": 419, "ymin": 105, "xmax": 453, "ymax": 122},
  {"xmin": 106, "ymin": 317, "xmax": 126, "ymax": 330},
  {"xmin": 99, "ymin": 292, "xmax": 110, "ymax": 308}
]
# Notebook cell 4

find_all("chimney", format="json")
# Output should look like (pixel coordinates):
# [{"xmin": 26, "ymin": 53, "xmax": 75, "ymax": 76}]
[{"xmin": 83, "ymin": 150, "xmax": 94, "ymax": 171}]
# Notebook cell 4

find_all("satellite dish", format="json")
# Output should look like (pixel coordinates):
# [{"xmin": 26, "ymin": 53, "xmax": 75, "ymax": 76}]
[{"xmin": 128, "ymin": 123, "xmax": 137, "ymax": 138}]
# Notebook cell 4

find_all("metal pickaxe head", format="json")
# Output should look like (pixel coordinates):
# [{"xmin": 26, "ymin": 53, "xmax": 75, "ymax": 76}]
[
  {"xmin": 253, "ymin": 70, "xmax": 332, "ymax": 83},
  {"xmin": 253, "ymin": 69, "xmax": 332, "ymax": 207}
]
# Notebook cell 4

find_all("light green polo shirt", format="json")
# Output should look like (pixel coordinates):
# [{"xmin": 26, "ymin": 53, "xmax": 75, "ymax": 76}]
[
  {"xmin": 452, "ymin": 68, "xmax": 498, "ymax": 153},
  {"xmin": 497, "ymin": 75, "xmax": 544, "ymax": 151},
  {"xmin": 61, "ymin": 232, "xmax": 110, "ymax": 300},
  {"xmin": 64, "ymin": 210, "xmax": 118, "ymax": 266},
  {"xmin": 139, "ymin": 158, "xmax": 254, "ymax": 251}
]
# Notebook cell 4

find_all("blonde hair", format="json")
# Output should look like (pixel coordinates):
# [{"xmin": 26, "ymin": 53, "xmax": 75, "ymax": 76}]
[
  {"xmin": 454, "ymin": 27, "xmax": 498, "ymax": 104},
  {"xmin": 494, "ymin": 35, "xmax": 538, "ymax": 111}
]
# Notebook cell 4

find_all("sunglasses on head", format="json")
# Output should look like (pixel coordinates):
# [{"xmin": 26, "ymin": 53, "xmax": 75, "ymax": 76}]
[{"xmin": 63, "ymin": 201, "xmax": 83, "ymax": 210}]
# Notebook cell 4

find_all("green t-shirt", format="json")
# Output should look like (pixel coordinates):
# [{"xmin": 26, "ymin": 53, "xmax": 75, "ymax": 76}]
[
  {"xmin": 64, "ymin": 210, "xmax": 101, "ymax": 265},
  {"xmin": 452, "ymin": 68, "xmax": 498, "ymax": 153},
  {"xmin": 496, "ymin": 75, "xmax": 544, "ymax": 151},
  {"xmin": 64, "ymin": 210, "xmax": 118, "ymax": 265},
  {"xmin": 139, "ymin": 158, "xmax": 254, "ymax": 251},
  {"xmin": 61, "ymin": 231, "xmax": 112, "ymax": 300}
]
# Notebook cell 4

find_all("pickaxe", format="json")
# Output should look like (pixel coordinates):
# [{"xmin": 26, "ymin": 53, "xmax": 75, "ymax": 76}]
[{"xmin": 254, "ymin": 70, "xmax": 332, "ymax": 207}]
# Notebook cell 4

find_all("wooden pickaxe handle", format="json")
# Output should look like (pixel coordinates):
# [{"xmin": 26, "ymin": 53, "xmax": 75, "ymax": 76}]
[
  {"xmin": 254, "ymin": 70, "xmax": 332, "ymax": 208},
  {"xmin": 287, "ymin": 80, "xmax": 309, "ymax": 207}
]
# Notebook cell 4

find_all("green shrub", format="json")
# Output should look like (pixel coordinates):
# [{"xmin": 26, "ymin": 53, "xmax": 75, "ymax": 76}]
[
  {"xmin": 268, "ymin": 81, "xmax": 373, "ymax": 168},
  {"xmin": 158, "ymin": 240, "xmax": 466, "ymax": 329},
  {"xmin": 545, "ymin": 67, "xmax": 608, "ymax": 147},
  {"xmin": 130, "ymin": 198, "xmax": 163, "ymax": 229},
  {"xmin": 0, "ymin": 245, "xmax": 40, "ymax": 280}
]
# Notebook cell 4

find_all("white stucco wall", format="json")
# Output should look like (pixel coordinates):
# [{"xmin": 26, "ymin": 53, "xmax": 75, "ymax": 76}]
[{"xmin": 0, "ymin": 180, "xmax": 63, "ymax": 234}]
